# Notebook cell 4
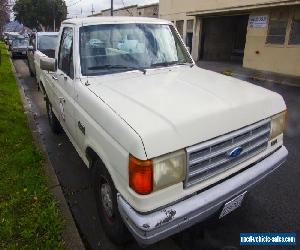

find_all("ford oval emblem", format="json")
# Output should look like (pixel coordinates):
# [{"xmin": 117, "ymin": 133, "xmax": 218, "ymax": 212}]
[{"xmin": 228, "ymin": 147, "xmax": 243, "ymax": 158}]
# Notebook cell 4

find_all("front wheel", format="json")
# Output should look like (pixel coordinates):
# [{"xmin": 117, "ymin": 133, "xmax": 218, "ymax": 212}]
[
  {"xmin": 92, "ymin": 159, "xmax": 131, "ymax": 245},
  {"xmin": 46, "ymin": 99, "xmax": 61, "ymax": 134}
]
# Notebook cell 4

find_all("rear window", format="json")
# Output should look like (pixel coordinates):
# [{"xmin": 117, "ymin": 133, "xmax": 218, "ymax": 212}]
[{"xmin": 38, "ymin": 35, "xmax": 58, "ymax": 50}]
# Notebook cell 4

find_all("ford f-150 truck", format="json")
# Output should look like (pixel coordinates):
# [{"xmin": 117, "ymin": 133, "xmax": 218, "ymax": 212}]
[{"xmin": 39, "ymin": 17, "xmax": 288, "ymax": 245}]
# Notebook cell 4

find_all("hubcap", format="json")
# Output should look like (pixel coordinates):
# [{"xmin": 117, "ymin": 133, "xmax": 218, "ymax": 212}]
[{"xmin": 100, "ymin": 183, "xmax": 113, "ymax": 219}]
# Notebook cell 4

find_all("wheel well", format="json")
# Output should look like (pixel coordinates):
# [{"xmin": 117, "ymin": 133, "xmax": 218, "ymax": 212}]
[{"xmin": 86, "ymin": 147, "xmax": 99, "ymax": 168}]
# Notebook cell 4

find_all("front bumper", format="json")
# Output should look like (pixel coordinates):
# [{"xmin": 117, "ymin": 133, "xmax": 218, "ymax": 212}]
[
  {"xmin": 12, "ymin": 50, "xmax": 27, "ymax": 56},
  {"xmin": 117, "ymin": 146, "xmax": 288, "ymax": 245}
]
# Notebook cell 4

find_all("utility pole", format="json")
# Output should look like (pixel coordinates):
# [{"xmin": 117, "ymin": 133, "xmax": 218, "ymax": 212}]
[
  {"xmin": 91, "ymin": 4, "xmax": 95, "ymax": 15},
  {"xmin": 111, "ymin": 0, "xmax": 113, "ymax": 16},
  {"xmin": 52, "ymin": 0, "xmax": 56, "ymax": 31}
]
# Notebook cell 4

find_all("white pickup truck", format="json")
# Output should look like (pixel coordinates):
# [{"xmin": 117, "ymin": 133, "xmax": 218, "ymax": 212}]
[
  {"xmin": 27, "ymin": 32, "xmax": 59, "ymax": 89},
  {"xmin": 39, "ymin": 17, "xmax": 288, "ymax": 245}
]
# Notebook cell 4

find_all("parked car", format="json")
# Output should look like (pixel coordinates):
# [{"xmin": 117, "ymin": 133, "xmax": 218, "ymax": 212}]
[
  {"xmin": 39, "ymin": 17, "xmax": 288, "ymax": 246},
  {"xmin": 27, "ymin": 32, "xmax": 59, "ymax": 84},
  {"xmin": 6, "ymin": 32, "xmax": 20, "ymax": 49},
  {"xmin": 10, "ymin": 36, "xmax": 30, "ymax": 59}
]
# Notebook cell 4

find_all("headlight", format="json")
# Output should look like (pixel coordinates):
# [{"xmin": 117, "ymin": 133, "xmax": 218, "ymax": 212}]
[
  {"xmin": 153, "ymin": 150, "xmax": 186, "ymax": 191},
  {"xmin": 129, "ymin": 150, "xmax": 186, "ymax": 195},
  {"xmin": 270, "ymin": 110, "xmax": 287, "ymax": 140}
]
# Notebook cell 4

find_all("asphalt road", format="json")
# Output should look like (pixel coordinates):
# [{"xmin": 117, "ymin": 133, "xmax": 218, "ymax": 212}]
[{"xmin": 13, "ymin": 58, "xmax": 300, "ymax": 250}]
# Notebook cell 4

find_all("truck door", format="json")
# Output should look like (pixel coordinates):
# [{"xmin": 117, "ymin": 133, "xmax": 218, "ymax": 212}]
[{"xmin": 55, "ymin": 27, "xmax": 77, "ymax": 142}]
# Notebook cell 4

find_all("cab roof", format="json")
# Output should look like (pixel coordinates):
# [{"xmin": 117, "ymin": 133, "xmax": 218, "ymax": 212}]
[
  {"xmin": 36, "ymin": 32, "xmax": 59, "ymax": 36},
  {"xmin": 62, "ymin": 16, "xmax": 172, "ymax": 26}
]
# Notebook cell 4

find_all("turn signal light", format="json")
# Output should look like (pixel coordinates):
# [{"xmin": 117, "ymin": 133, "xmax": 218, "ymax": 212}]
[{"xmin": 129, "ymin": 155, "xmax": 153, "ymax": 195}]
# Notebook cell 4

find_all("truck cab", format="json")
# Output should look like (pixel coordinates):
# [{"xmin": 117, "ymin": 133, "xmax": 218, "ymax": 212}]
[
  {"xmin": 27, "ymin": 32, "xmax": 59, "ymax": 87},
  {"xmin": 40, "ymin": 17, "xmax": 288, "ymax": 246}
]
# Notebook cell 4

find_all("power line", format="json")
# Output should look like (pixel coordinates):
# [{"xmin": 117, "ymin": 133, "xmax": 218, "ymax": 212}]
[
  {"xmin": 67, "ymin": 0, "xmax": 82, "ymax": 8},
  {"xmin": 91, "ymin": 4, "xmax": 95, "ymax": 15},
  {"xmin": 111, "ymin": 0, "xmax": 113, "ymax": 16},
  {"xmin": 120, "ymin": 0, "xmax": 133, "ymax": 16}
]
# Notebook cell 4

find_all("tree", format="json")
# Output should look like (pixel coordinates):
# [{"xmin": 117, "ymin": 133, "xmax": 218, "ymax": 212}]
[
  {"xmin": 0, "ymin": 0, "xmax": 10, "ymax": 38},
  {"xmin": 13, "ymin": 0, "xmax": 67, "ymax": 31}
]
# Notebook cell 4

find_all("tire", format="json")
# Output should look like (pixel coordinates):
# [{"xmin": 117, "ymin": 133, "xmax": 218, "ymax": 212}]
[
  {"xmin": 46, "ymin": 99, "xmax": 61, "ymax": 134},
  {"xmin": 92, "ymin": 158, "xmax": 131, "ymax": 245}
]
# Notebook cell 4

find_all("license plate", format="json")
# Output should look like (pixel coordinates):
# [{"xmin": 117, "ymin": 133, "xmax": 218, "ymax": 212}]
[{"xmin": 219, "ymin": 191, "xmax": 247, "ymax": 219}]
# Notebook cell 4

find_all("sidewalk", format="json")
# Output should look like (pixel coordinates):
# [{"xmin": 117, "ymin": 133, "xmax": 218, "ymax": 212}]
[{"xmin": 197, "ymin": 61, "xmax": 300, "ymax": 87}]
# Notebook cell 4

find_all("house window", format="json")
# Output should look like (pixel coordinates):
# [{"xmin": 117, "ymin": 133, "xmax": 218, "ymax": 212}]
[
  {"xmin": 266, "ymin": 10, "xmax": 289, "ymax": 44},
  {"xmin": 186, "ymin": 20, "xmax": 194, "ymax": 52},
  {"xmin": 176, "ymin": 20, "xmax": 184, "ymax": 38},
  {"xmin": 289, "ymin": 9, "xmax": 300, "ymax": 45}
]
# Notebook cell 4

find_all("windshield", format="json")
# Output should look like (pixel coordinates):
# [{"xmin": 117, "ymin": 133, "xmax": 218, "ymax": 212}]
[
  {"xmin": 12, "ymin": 39, "xmax": 29, "ymax": 47},
  {"xmin": 38, "ymin": 35, "xmax": 58, "ymax": 50},
  {"xmin": 79, "ymin": 23, "xmax": 192, "ymax": 76}
]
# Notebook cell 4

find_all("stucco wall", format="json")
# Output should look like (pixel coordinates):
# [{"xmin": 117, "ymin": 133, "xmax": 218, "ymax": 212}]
[
  {"xmin": 95, "ymin": 4, "xmax": 159, "ymax": 18},
  {"xmin": 138, "ymin": 5, "xmax": 159, "ymax": 17},
  {"xmin": 160, "ymin": 0, "xmax": 298, "ymax": 16},
  {"xmin": 101, "ymin": 6, "xmax": 138, "ymax": 16},
  {"xmin": 158, "ymin": 11, "xmax": 199, "ymax": 60},
  {"xmin": 243, "ymin": 7, "xmax": 300, "ymax": 76}
]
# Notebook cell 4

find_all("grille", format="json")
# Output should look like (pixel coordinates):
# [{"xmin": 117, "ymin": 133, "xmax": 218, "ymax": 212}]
[{"xmin": 185, "ymin": 119, "xmax": 271, "ymax": 188}]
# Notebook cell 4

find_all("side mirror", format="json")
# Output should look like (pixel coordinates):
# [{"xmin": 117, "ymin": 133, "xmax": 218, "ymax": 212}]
[{"xmin": 40, "ymin": 57, "xmax": 56, "ymax": 72}]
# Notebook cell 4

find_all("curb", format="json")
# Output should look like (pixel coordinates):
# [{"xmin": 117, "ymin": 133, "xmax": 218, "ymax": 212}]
[
  {"xmin": 10, "ymin": 57, "xmax": 85, "ymax": 250},
  {"xmin": 221, "ymin": 70, "xmax": 300, "ymax": 87}
]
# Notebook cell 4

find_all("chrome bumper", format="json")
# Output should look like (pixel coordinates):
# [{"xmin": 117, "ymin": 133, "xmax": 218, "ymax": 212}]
[{"xmin": 117, "ymin": 146, "xmax": 288, "ymax": 245}]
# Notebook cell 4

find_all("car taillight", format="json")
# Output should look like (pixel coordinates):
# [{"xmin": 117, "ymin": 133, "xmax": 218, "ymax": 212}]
[{"xmin": 129, "ymin": 155, "xmax": 153, "ymax": 195}]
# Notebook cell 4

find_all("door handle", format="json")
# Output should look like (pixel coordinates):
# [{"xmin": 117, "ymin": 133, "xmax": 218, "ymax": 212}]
[
  {"xmin": 59, "ymin": 97, "xmax": 66, "ymax": 103},
  {"xmin": 52, "ymin": 74, "xmax": 58, "ymax": 81},
  {"xmin": 59, "ymin": 73, "xmax": 67, "ymax": 81}
]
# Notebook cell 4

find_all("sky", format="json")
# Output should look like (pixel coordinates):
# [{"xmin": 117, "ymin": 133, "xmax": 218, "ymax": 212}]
[{"xmin": 66, "ymin": 0, "xmax": 158, "ymax": 18}]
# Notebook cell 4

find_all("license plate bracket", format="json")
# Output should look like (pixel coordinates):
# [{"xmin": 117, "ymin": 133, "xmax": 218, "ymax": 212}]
[{"xmin": 219, "ymin": 191, "xmax": 247, "ymax": 219}]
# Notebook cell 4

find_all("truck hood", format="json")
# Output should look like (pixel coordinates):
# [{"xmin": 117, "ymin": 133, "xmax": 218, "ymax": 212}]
[{"xmin": 87, "ymin": 66, "xmax": 286, "ymax": 159}]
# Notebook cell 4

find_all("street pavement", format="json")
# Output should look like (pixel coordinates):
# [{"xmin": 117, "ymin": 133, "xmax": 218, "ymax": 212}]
[{"xmin": 12, "ymin": 58, "xmax": 300, "ymax": 250}]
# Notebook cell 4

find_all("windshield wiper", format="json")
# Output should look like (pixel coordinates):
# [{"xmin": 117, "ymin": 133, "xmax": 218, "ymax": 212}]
[
  {"xmin": 151, "ymin": 61, "xmax": 192, "ymax": 68},
  {"xmin": 88, "ymin": 64, "xmax": 146, "ymax": 74}
]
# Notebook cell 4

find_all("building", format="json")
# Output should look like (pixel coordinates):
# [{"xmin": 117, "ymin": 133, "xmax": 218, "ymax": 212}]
[
  {"xmin": 160, "ymin": 0, "xmax": 300, "ymax": 76},
  {"xmin": 91, "ymin": 3, "xmax": 159, "ymax": 18}
]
